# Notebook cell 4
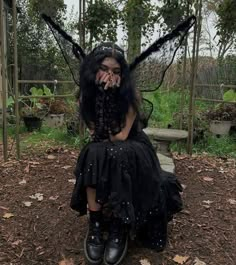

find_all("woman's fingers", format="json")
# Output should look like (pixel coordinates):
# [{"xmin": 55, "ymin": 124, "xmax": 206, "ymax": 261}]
[{"xmin": 96, "ymin": 72, "xmax": 120, "ymax": 90}]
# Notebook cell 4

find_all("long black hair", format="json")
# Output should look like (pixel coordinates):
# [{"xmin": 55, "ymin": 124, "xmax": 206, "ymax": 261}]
[{"xmin": 79, "ymin": 42, "xmax": 139, "ymax": 129}]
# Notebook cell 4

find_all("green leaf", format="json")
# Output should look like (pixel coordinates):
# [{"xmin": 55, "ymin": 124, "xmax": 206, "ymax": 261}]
[
  {"xmin": 223, "ymin": 89, "xmax": 236, "ymax": 102},
  {"xmin": 43, "ymin": 85, "xmax": 53, "ymax": 96}
]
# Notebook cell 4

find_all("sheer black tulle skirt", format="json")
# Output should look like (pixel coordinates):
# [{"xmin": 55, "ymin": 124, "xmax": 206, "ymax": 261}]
[{"xmin": 71, "ymin": 131, "xmax": 183, "ymax": 250}]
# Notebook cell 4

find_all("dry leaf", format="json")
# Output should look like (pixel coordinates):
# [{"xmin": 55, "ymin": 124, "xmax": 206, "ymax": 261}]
[
  {"xmin": 49, "ymin": 196, "xmax": 59, "ymax": 200},
  {"xmin": 3, "ymin": 213, "xmax": 14, "ymax": 219},
  {"xmin": 68, "ymin": 179, "xmax": 76, "ymax": 184},
  {"xmin": 24, "ymin": 164, "xmax": 30, "ymax": 173},
  {"xmin": 202, "ymin": 200, "xmax": 214, "ymax": 204},
  {"xmin": 29, "ymin": 161, "xmax": 40, "ymax": 165},
  {"xmin": 173, "ymin": 255, "xmax": 189, "ymax": 264},
  {"xmin": 47, "ymin": 155, "xmax": 56, "ymax": 160},
  {"xmin": 29, "ymin": 193, "xmax": 44, "ymax": 201},
  {"xmin": 140, "ymin": 258, "xmax": 151, "ymax": 265},
  {"xmin": 193, "ymin": 257, "xmax": 206, "ymax": 265},
  {"xmin": 23, "ymin": 201, "xmax": 32, "ymax": 207},
  {"xmin": 62, "ymin": 165, "xmax": 72, "ymax": 170},
  {"xmin": 227, "ymin": 199, "xmax": 236, "ymax": 205},
  {"xmin": 181, "ymin": 184, "xmax": 187, "ymax": 190},
  {"xmin": 58, "ymin": 258, "xmax": 75, "ymax": 265},
  {"xmin": 19, "ymin": 179, "xmax": 27, "ymax": 185},
  {"xmin": 0, "ymin": 206, "xmax": 9, "ymax": 211},
  {"xmin": 202, "ymin": 176, "xmax": 213, "ymax": 182},
  {"xmin": 12, "ymin": 240, "xmax": 23, "ymax": 246}
]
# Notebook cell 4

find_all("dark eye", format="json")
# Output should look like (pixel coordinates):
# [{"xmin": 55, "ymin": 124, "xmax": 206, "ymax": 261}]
[
  {"xmin": 113, "ymin": 69, "xmax": 121, "ymax": 75},
  {"xmin": 100, "ymin": 65, "xmax": 108, "ymax": 72}
]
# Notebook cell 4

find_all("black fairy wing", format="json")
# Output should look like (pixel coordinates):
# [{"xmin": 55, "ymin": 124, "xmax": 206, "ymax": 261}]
[
  {"xmin": 41, "ymin": 14, "xmax": 86, "ymax": 86},
  {"xmin": 130, "ymin": 15, "xmax": 196, "ymax": 92}
]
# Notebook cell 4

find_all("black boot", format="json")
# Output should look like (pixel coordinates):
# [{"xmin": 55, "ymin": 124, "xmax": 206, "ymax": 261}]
[
  {"xmin": 84, "ymin": 211, "xmax": 104, "ymax": 265},
  {"xmin": 104, "ymin": 217, "xmax": 128, "ymax": 265}
]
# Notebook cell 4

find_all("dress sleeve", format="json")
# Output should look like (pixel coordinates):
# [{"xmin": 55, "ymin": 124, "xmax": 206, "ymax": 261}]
[{"xmin": 92, "ymin": 88, "xmax": 123, "ymax": 142}]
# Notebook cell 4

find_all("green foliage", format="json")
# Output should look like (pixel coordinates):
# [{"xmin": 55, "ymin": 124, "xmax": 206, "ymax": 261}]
[
  {"xmin": 144, "ymin": 90, "xmax": 185, "ymax": 128},
  {"xmin": 193, "ymin": 134, "xmax": 236, "ymax": 157},
  {"xmin": 159, "ymin": 0, "xmax": 192, "ymax": 30},
  {"xmin": 85, "ymin": 0, "xmax": 119, "ymax": 44},
  {"xmin": 21, "ymin": 85, "xmax": 52, "ymax": 118},
  {"xmin": 223, "ymin": 89, "xmax": 236, "ymax": 102},
  {"xmin": 20, "ymin": 126, "xmax": 89, "ymax": 150},
  {"xmin": 8, "ymin": 0, "xmax": 70, "ymax": 86},
  {"xmin": 215, "ymin": 0, "xmax": 236, "ymax": 58}
]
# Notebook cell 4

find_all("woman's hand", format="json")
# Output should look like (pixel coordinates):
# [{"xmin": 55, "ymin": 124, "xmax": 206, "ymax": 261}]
[{"xmin": 96, "ymin": 72, "xmax": 121, "ymax": 90}]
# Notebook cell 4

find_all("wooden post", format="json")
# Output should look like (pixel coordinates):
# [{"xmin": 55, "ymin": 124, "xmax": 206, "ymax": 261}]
[
  {"xmin": 13, "ymin": 0, "xmax": 20, "ymax": 159},
  {"xmin": 78, "ymin": 0, "xmax": 85, "ymax": 137},
  {"xmin": 179, "ymin": 1, "xmax": 190, "ymax": 131},
  {"xmin": 0, "ymin": 0, "xmax": 8, "ymax": 161},
  {"xmin": 187, "ymin": 0, "xmax": 201, "ymax": 155}
]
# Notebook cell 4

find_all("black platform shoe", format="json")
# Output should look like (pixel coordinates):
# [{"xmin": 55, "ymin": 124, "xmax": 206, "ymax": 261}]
[
  {"xmin": 84, "ymin": 220, "xmax": 104, "ymax": 265},
  {"xmin": 104, "ymin": 218, "xmax": 128, "ymax": 265}
]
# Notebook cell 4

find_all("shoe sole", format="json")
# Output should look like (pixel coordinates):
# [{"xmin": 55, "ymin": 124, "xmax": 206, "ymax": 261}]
[
  {"xmin": 84, "ymin": 231, "xmax": 103, "ymax": 265},
  {"xmin": 103, "ymin": 236, "xmax": 128, "ymax": 265}
]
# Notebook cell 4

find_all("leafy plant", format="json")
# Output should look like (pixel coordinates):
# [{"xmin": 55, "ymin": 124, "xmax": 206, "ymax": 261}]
[
  {"xmin": 20, "ymin": 85, "xmax": 52, "ymax": 118},
  {"xmin": 205, "ymin": 104, "xmax": 236, "ymax": 122},
  {"xmin": 223, "ymin": 89, "xmax": 236, "ymax": 102}
]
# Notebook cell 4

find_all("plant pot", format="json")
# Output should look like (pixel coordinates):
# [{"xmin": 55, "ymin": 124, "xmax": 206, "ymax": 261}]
[
  {"xmin": 209, "ymin": 120, "xmax": 232, "ymax": 135},
  {"xmin": 23, "ymin": 116, "xmax": 42, "ymax": 132},
  {"xmin": 44, "ymin": 114, "xmax": 64, "ymax": 128}
]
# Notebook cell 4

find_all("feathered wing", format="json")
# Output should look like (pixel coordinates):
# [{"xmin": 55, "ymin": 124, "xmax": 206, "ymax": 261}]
[
  {"xmin": 130, "ymin": 15, "xmax": 196, "ymax": 92},
  {"xmin": 41, "ymin": 14, "xmax": 86, "ymax": 86}
]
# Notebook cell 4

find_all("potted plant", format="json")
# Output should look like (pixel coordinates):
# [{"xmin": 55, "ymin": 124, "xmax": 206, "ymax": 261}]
[
  {"xmin": 20, "ymin": 86, "xmax": 50, "ymax": 131},
  {"xmin": 206, "ymin": 104, "xmax": 236, "ymax": 135},
  {"xmin": 44, "ymin": 98, "xmax": 68, "ymax": 128}
]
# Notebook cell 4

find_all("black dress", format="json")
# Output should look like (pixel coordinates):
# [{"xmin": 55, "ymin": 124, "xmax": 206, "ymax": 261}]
[{"xmin": 70, "ymin": 90, "xmax": 183, "ymax": 251}]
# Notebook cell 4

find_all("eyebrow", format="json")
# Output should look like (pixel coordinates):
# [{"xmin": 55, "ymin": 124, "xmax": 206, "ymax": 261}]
[{"xmin": 100, "ymin": 64, "xmax": 121, "ymax": 70}]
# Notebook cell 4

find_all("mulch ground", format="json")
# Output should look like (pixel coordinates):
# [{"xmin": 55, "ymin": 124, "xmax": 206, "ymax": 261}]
[{"xmin": 0, "ymin": 141, "xmax": 235, "ymax": 265}]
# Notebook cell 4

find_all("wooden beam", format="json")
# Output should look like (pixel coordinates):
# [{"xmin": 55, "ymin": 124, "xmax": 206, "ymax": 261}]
[
  {"xmin": 13, "ymin": 0, "xmax": 20, "ymax": 159},
  {"xmin": 0, "ymin": 0, "xmax": 8, "ymax": 161}
]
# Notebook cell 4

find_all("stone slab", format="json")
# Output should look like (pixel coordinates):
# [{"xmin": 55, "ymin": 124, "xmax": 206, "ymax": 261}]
[{"xmin": 144, "ymin": 128, "xmax": 188, "ymax": 141}]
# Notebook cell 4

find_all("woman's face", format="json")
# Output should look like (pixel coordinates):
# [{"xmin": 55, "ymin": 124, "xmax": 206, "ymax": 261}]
[{"xmin": 96, "ymin": 57, "xmax": 121, "ymax": 90}]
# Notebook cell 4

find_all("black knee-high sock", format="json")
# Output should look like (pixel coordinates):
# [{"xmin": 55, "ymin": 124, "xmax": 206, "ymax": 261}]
[{"xmin": 89, "ymin": 209, "xmax": 103, "ymax": 224}]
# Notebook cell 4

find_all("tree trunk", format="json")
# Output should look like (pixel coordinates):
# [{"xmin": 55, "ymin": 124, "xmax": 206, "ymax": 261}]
[{"xmin": 126, "ymin": 0, "xmax": 143, "ymax": 63}]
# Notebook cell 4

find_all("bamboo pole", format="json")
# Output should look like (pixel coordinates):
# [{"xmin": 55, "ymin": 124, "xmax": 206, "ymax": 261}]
[
  {"xmin": 179, "ymin": 2, "xmax": 190, "ymax": 131},
  {"xmin": 18, "ymin": 80, "xmax": 74, "ymax": 84},
  {"xmin": 0, "ymin": 0, "xmax": 8, "ymax": 161},
  {"xmin": 13, "ymin": 0, "xmax": 20, "ymax": 159},
  {"xmin": 187, "ymin": 0, "xmax": 199, "ymax": 155},
  {"xmin": 195, "ymin": 84, "xmax": 236, "ymax": 88},
  {"xmin": 19, "ymin": 94, "xmax": 74, "ymax": 99},
  {"xmin": 195, "ymin": 97, "xmax": 236, "ymax": 104},
  {"xmin": 190, "ymin": 0, "xmax": 202, "ymax": 154}
]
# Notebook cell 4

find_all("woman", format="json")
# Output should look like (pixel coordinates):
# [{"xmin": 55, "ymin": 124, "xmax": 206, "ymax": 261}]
[
  {"xmin": 41, "ymin": 13, "xmax": 196, "ymax": 265},
  {"xmin": 70, "ymin": 42, "xmax": 183, "ymax": 265}
]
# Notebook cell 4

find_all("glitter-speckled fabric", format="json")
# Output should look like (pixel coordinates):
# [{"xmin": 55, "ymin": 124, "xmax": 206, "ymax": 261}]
[{"xmin": 70, "ymin": 120, "xmax": 183, "ymax": 250}]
